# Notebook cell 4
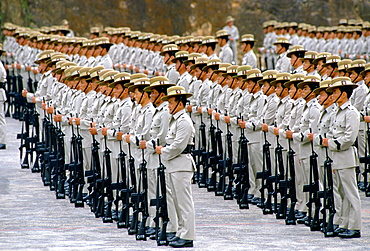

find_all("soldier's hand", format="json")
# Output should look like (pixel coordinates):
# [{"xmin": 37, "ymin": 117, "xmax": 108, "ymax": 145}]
[
  {"xmin": 239, "ymin": 120, "xmax": 246, "ymax": 129},
  {"xmin": 129, "ymin": 65, "xmax": 134, "ymax": 71},
  {"xmin": 75, "ymin": 117, "xmax": 81, "ymax": 125},
  {"xmin": 139, "ymin": 140, "xmax": 146, "ymax": 149},
  {"xmin": 322, "ymin": 138, "xmax": 329, "ymax": 147},
  {"xmin": 308, "ymin": 132, "xmax": 314, "ymax": 141},
  {"xmin": 91, "ymin": 122, "xmax": 96, "ymax": 127},
  {"xmin": 117, "ymin": 131, "xmax": 124, "ymax": 141},
  {"xmin": 125, "ymin": 134, "xmax": 131, "ymax": 143},
  {"xmin": 101, "ymin": 127, "xmax": 108, "ymax": 136},
  {"xmin": 54, "ymin": 114, "xmax": 62, "ymax": 122},
  {"xmin": 26, "ymin": 66, "xmax": 32, "ymax": 71},
  {"xmin": 5, "ymin": 65, "xmax": 9, "ymax": 70},
  {"xmin": 16, "ymin": 63, "xmax": 21, "ymax": 70},
  {"xmin": 32, "ymin": 68, "xmax": 38, "ymax": 74},
  {"xmin": 135, "ymin": 67, "xmax": 140, "ymax": 73},
  {"xmin": 32, "ymin": 96, "xmax": 37, "ymax": 103},
  {"xmin": 155, "ymin": 71, "xmax": 159, "ymax": 76},
  {"xmin": 262, "ymin": 123, "xmax": 268, "ymax": 132},
  {"xmin": 143, "ymin": 70, "xmax": 149, "ymax": 75},
  {"xmin": 42, "ymin": 101, "xmax": 47, "ymax": 110},
  {"xmin": 207, "ymin": 108, "xmax": 213, "ymax": 115},
  {"xmin": 274, "ymin": 127, "xmax": 280, "ymax": 135},
  {"xmin": 215, "ymin": 112, "xmax": 221, "ymax": 121},
  {"xmin": 69, "ymin": 117, "xmax": 75, "ymax": 125},
  {"xmin": 156, "ymin": 145, "xmax": 163, "ymax": 154},
  {"xmin": 197, "ymin": 107, "xmax": 202, "ymax": 114},
  {"xmin": 224, "ymin": 116, "xmax": 230, "ymax": 123},
  {"xmin": 47, "ymin": 106, "xmax": 54, "ymax": 114},
  {"xmin": 89, "ymin": 127, "xmax": 98, "ymax": 135},
  {"xmin": 286, "ymin": 130, "xmax": 293, "ymax": 139},
  {"xmin": 364, "ymin": 116, "xmax": 370, "ymax": 123},
  {"xmin": 22, "ymin": 89, "xmax": 28, "ymax": 97},
  {"xmin": 186, "ymin": 105, "xmax": 193, "ymax": 113},
  {"xmin": 11, "ymin": 63, "xmax": 15, "ymax": 69},
  {"xmin": 123, "ymin": 63, "xmax": 127, "ymax": 69}
]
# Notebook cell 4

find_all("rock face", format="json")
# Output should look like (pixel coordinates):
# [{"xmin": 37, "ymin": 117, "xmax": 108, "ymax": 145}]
[{"xmin": 1, "ymin": 0, "xmax": 370, "ymax": 44}]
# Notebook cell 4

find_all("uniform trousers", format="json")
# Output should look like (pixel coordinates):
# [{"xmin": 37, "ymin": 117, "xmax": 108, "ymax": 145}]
[
  {"xmin": 168, "ymin": 170, "xmax": 195, "ymax": 240},
  {"xmin": 334, "ymin": 167, "xmax": 362, "ymax": 230}
]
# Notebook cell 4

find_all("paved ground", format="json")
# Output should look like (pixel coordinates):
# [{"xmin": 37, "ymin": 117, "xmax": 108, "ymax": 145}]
[{"xmin": 1, "ymin": 117, "xmax": 370, "ymax": 250}]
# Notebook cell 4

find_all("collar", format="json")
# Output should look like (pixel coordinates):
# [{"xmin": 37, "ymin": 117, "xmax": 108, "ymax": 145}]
[
  {"xmin": 156, "ymin": 101, "xmax": 167, "ymax": 111},
  {"xmin": 281, "ymin": 95, "xmax": 290, "ymax": 103},
  {"xmin": 253, "ymin": 90, "xmax": 262, "ymax": 99},
  {"xmin": 173, "ymin": 108, "xmax": 186, "ymax": 120},
  {"xmin": 306, "ymin": 97, "xmax": 318, "ymax": 107},
  {"xmin": 339, "ymin": 100, "xmax": 351, "ymax": 110}
]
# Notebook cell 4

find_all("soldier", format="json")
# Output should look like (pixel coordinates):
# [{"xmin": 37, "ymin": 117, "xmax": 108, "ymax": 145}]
[
  {"xmin": 223, "ymin": 16, "xmax": 239, "ymax": 64},
  {"xmin": 300, "ymin": 51, "xmax": 320, "ymax": 77},
  {"xmin": 160, "ymin": 44, "xmax": 180, "ymax": 85},
  {"xmin": 273, "ymin": 37, "xmax": 291, "ymax": 73},
  {"xmin": 346, "ymin": 60, "xmax": 368, "ymax": 190},
  {"xmin": 269, "ymin": 73, "xmax": 293, "ymax": 165},
  {"xmin": 288, "ymin": 75, "xmax": 321, "ymax": 223},
  {"xmin": 238, "ymin": 69, "xmax": 265, "ymax": 204},
  {"xmin": 171, "ymin": 51, "xmax": 191, "ymax": 91},
  {"xmin": 0, "ymin": 44, "xmax": 6, "ymax": 149},
  {"xmin": 323, "ymin": 77, "xmax": 361, "ymax": 238},
  {"xmin": 156, "ymin": 86, "xmax": 195, "ymax": 248},
  {"xmin": 287, "ymin": 45, "xmax": 307, "ymax": 74},
  {"xmin": 201, "ymin": 36, "xmax": 218, "ymax": 59},
  {"xmin": 240, "ymin": 34, "xmax": 257, "ymax": 68},
  {"xmin": 139, "ymin": 76, "xmax": 175, "ymax": 238},
  {"xmin": 216, "ymin": 30, "xmax": 233, "ymax": 64},
  {"xmin": 312, "ymin": 52, "xmax": 331, "ymax": 80},
  {"xmin": 322, "ymin": 55, "xmax": 341, "ymax": 79}
]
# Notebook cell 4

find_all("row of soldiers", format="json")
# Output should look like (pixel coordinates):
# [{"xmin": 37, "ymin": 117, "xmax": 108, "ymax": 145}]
[
  {"xmin": 1, "ymin": 21, "xmax": 369, "ymax": 245},
  {"xmin": 260, "ymin": 19, "xmax": 370, "ymax": 70}
]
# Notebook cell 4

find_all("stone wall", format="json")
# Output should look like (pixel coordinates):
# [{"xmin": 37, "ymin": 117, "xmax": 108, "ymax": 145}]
[{"xmin": 1, "ymin": 0, "xmax": 369, "ymax": 46}]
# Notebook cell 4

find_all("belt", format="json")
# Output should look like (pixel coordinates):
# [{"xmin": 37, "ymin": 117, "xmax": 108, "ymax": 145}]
[
  {"xmin": 181, "ymin": 145, "xmax": 194, "ymax": 154},
  {"xmin": 166, "ymin": 144, "xmax": 194, "ymax": 154}
]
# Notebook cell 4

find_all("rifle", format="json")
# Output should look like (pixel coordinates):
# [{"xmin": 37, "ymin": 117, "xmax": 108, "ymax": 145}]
[
  {"xmin": 235, "ymin": 116, "xmax": 250, "ymax": 209},
  {"xmin": 114, "ymin": 129, "xmax": 129, "ymax": 228},
  {"xmin": 17, "ymin": 107, "xmax": 30, "ymax": 168},
  {"xmin": 150, "ymin": 139, "xmax": 169, "ymax": 246},
  {"xmin": 100, "ymin": 129, "xmax": 114, "ymax": 222},
  {"xmin": 30, "ymin": 105, "xmax": 41, "ymax": 173},
  {"xmin": 207, "ymin": 110, "xmax": 218, "ymax": 192},
  {"xmin": 320, "ymin": 134, "xmax": 336, "ymax": 237},
  {"xmin": 127, "ymin": 139, "xmax": 138, "ymax": 234},
  {"xmin": 199, "ymin": 112, "xmax": 210, "ymax": 189},
  {"xmin": 303, "ymin": 129, "xmax": 320, "ymax": 230},
  {"xmin": 5, "ymin": 66, "xmax": 16, "ymax": 117},
  {"xmin": 285, "ymin": 131, "xmax": 297, "ymax": 225},
  {"xmin": 223, "ymin": 119, "xmax": 234, "ymax": 200},
  {"xmin": 85, "ymin": 122, "xmax": 102, "ymax": 214},
  {"xmin": 214, "ymin": 113, "xmax": 224, "ymax": 196},
  {"xmin": 271, "ymin": 127, "xmax": 285, "ymax": 215},
  {"xmin": 196, "ymin": 113, "xmax": 207, "ymax": 187},
  {"xmin": 68, "ymin": 117, "xmax": 79, "ymax": 203},
  {"xmin": 74, "ymin": 121, "xmax": 85, "ymax": 208},
  {"xmin": 257, "ymin": 123, "xmax": 273, "ymax": 214},
  {"xmin": 13, "ymin": 68, "xmax": 24, "ymax": 120},
  {"xmin": 55, "ymin": 112, "xmax": 66, "ymax": 199},
  {"xmin": 133, "ymin": 137, "xmax": 149, "ymax": 241},
  {"xmin": 360, "ymin": 108, "xmax": 370, "ymax": 197}
]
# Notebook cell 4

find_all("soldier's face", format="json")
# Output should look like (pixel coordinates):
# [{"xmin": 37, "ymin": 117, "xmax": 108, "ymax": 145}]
[
  {"xmin": 246, "ymin": 80, "xmax": 258, "ymax": 93},
  {"xmin": 318, "ymin": 90, "xmax": 328, "ymax": 105},
  {"xmin": 290, "ymin": 54, "xmax": 299, "ymax": 67},
  {"xmin": 275, "ymin": 82, "xmax": 283, "ymax": 97},
  {"xmin": 350, "ymin": 72, "xmax": 360, "ymax": 83},
  {"xmin": 288, "ymin": 84, "xmax": 298, "ymax": 99},
  {"xmin": 194, "ymin": 67, "xmax": 202, "ymax": 78},
  {"xmin": 168, "ymin": 97, "xmax": 184, "ymax": 114},
  {"xmin": 262, "ymin": 82, "xmax": 274, "ymax": 95},
  {"xmin": 301, "ymin": 85, "xmax": 313, "ymax": 99},
  {"xmin": 364, "ymin": 72, "xmax": 370, "ymax": 85},
  {"xmin": 303, "ymin": 60, "xmax": 313, "ymax": 71}
]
